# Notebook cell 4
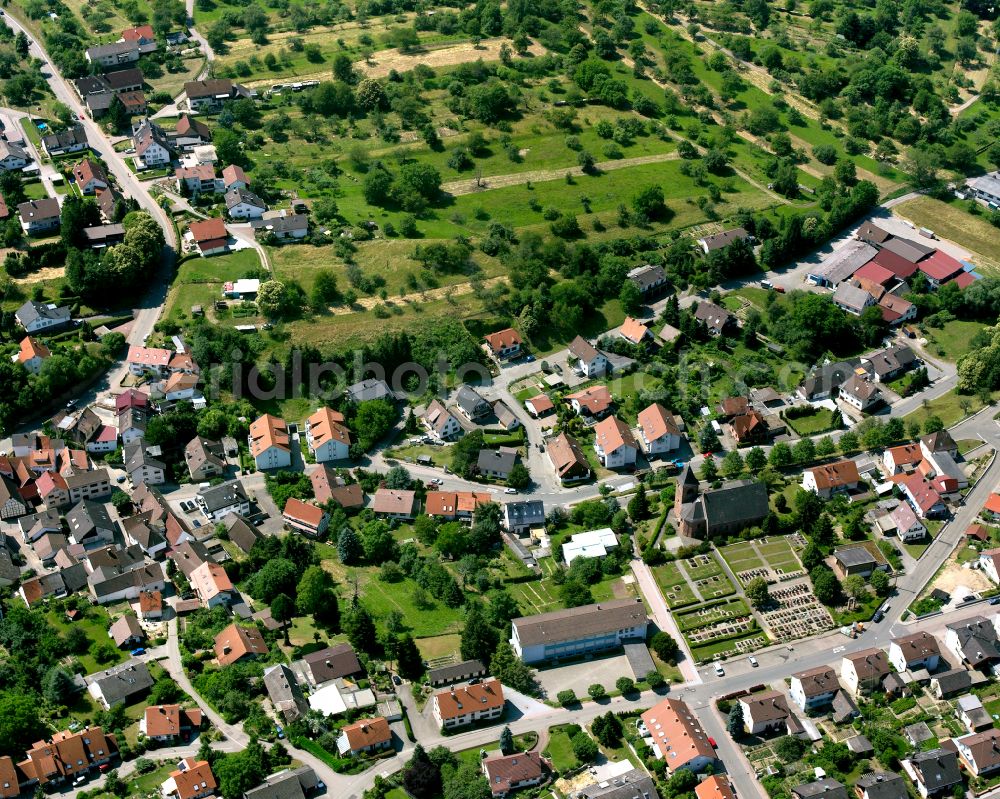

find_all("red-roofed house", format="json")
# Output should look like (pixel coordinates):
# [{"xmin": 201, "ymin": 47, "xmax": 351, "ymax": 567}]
[
  {"xmin": 525, "ymin": 395, "xmax": 554, "ymax": 418},
  {"xmin": 872, "ymin": 249, "xmax": 919, "ymax": 279},
  {"xmin": 282, "ymin": 498, "xmax": 329, "ymax": 537},
  {"xmin": 188, "ymin": 218, "xmax": 228, "ymax": 257},
  {"xmin": 116, "ymin": 389, "xmax": 149, "ymax": 413},
  {"xmin": 127, "ymin": 345, "xmax": 172, "ymax": 376},
  {"xmin": 15, "ymin": 336, "xmax": 51, "ymax": 374},
  {"xmin": 853, "ymin": 261, "xmax": 896, "ymax": 287},
  {"xmin": 918, "ymin": 251, "xmax": 965, "ymax": 288},
  {"xmin": 878, "ymin": 293, "xmax": 916, "ymax": 325},
  {"xmin": 618, "ymin": 316, "xmax": 652, "ymax": 345},
  {"xmin": 984, "ymin": 493, "xmax": 1000, "ymax": 521},
  {"xmin": 484, "ymin": 328, "xmax": 522, "ymax": 360},
  {"xmin": 950, "ymin": 271, "xmax": 977, "ymax": 289},
  {"xmin": 221, "ymin": 165, "xmax": 248, "ymax": 192},
  {"xmin": 900, "ymin": 473, "xmax": 946, "ymax": 519},
  {"xmin": 86, "ymin": 425, "xmax": 118, "ymax": 455},
  {"xmin": 72, "ymin": 159, "xmax": 109, "ymax": 195},
  {"xmin": 161, "ymin": 758, "xmax": 215, "ymax": 799}
]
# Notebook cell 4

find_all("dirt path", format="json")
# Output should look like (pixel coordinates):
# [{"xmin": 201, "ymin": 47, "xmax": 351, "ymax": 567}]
[
  {"xmin": 324, "ymin": 274, "xmax": 507, "ymax": 315},
  {"xmin": 357, "ymin": 37, "xmax": 546, "ymax": 79},
  {"xmin": 441, "ymin": 151, "xmax": 681, "ymax": 195}
]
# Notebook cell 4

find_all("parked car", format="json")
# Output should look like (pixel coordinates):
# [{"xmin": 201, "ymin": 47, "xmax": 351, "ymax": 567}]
[
  {"xmin": 748, "ymin": 655, "xmax": 758, "ymax": 667},
  {"xmin": 504, "ymin": 488, "xmax": 517, "ymax": 494},
  {"xmin": 131, "ymin": 647, "xmax": 145, "ymax": 656},
  {"xmin": 714, "ymin": 664, "xmax": 725, "ymax": 676}
]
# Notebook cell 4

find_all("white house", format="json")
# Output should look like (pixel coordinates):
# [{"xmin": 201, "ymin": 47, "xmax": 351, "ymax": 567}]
[
  {"xmin": 305, "ymin": 407, "xmax": 351, "ymax": 462},
  {"xmin": 0, "ymin": 141, "xmax": 29, "ymax": 171},
  {"xmin": 562, "ymin": 528, "xmax": 617, "ymax": 565},
  {"xmin": 636, "ymin": 403, "xmax": 681, "ymax": 455},
  {"xmin": 789, "ymin": 666, "xmax": 840, "ymax": 712},
  {"xmin": 840, "ymin": 649, "xmax": 889, "ymax": 696},
  {"xmin": 888, "ymin": 632, "xmax": 940, "ymax": 674},
  {"xmin": 248, "ymin": 414, "xmax": 291, "ymax": 470},
  {"xmin": 225, "ymin": 187, "xmax": 267, "ymax": 220},
  {"xmin": 979, "ymin": 549, "xmax": 1000, "ymax": 584},
  {"xmin": 592, "ymin": 416, "xmax": 638, "ymax": 469},
  {"xmin": 567, "ymin": 336, "xmax": 607, "ymax": 377},
  {"xmin": 15, "ymin": 300, "xmax": 70, "ymax": 333},
  {"xmin": 197, "ymin": 480, "xmax": 251, "ymax": 523},
  {"xmin": 889, "ymin": 502, "xmax": 926, "ymax": 542},
  {"xmin": 431, "ymin": 679, "xmax": 505, "ymax": 730}
]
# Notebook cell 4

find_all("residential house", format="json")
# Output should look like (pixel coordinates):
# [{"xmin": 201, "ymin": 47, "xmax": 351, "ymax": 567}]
[
  {"xmin": 85, "ymin": 41, "xmax": 140, "ymax": 68},
  {"xmin": 221, "ymin": 164, "xmax": 248, "ymax": 191},
  {"xmin": 900, "ymin": 473, "xmax": 946, "ymax": 519},
  {"xmin": 118, "ymin": 407, "xmax": 148, "ymax": 447},
  {"xmin": 593, "ymin": 416, "xmax": 638, "ymax": 469},
  {"xmin": 945, "ymin": 617, "xmax": 1000, "ymax": 669},
  {"xmin": 138, "ymin": 590, "xmax": 163, "ymax": 620},
  {"xmin": 14, "ymin": 336, "xmax": 51, "ymax": 374},
  {"xmin": 183, "ymin": 79, "xmax": 251, "ymax": 112},
  {"xmin": 503, "ymin": 500, "xmax": 545, "ymax": 536},
  {"xmin": 617, "ymin": 316, "xmax": 652, "ymax": 346},
  {"xmin": 132, "ymin": 119, "xmax": 173, "ymax": 168},
  {"xmin": 19, "ymin": 198, "xmax": 61, "ymax": 235},
  {"xmin": 184, "ymin": 437, "xmax": 226, "ymax": 480},
  {"xmin": 66, "ymin": 500, "xmax": 114, "ymax": 548},
  {"xmin": 282, "ymin": 498, "xmax": 329, "ymax": 538},
  {"xmin": 87, "ymin": 660, "xmax": 153, "ymax": 708},
  {"xmin": 161, "ymin": 758, "xmax": 216, "ymax": 799},
  {"xmin": 889, "ymin": 632, "xmax": 940, "ymax": 674},
  {"xmin": 902, "ymin": 749, "xmax": 963, "ymax": 798},
  {"xmin": 0, "ymin": 140, "xmax": 29, "ymax": 170},
  {"xmin": 839, "ymin": 375, "xmax": 881, "ymax": 413},
  {"xmin": 832, "ymin": 282, "xmax": 875, "ymax": 316},
  {"xmin": 250, "ymin": 212, "xmax": 309, "ymax": 241},
  {"xmin": 346, "ymin": 378, "xmax": 394, "ymax": 403},
  {"xmin": 636, "ymin": 403, "xmax": 681, "ymax": 456},
  {"xmin": 968, "ymin": 171, "xmax": 1000, "ymax": 205},
  {"xmin": 802, "ymin": 460, "xmax": 860, "ymax": 499},
  {"xmin": 692, "ymin": 301, "xmax": 736, "ymax": 336},
  {"xmin": 481, "ymin": 752, "xmax": 547, "ymax": 797},
  {"xmin": 310, "ymin": 468, "xmax": 364, "ymax": 510},
  {"xmin": 41, "ymin": 125, "xmax": 88, "ymax": 158},
  {"xmin": 841, "ymin": 648, "xmax": 890, "ymax": 695},
  {"xmin": 17, "ymin": 727, "xmax": 116, "ymax": 787},
  {"xmin": 627, "ymin": 263, "xmax": 668, "ymax": 296},
  {"xmin": 931, "ymin": 668, "xmax": 978, "ymax": 698},
  {"xmin": 878, "ymin": 293, "xmax": 917, "ymax": 326},
  {"xmin": 305, "ymin": 407, "xmax": 351, "ymax": 462},
  {"xmin": 140, "ymin": 706, "xmax": 201, "ymax": 743},
  {"xmin": 372, "ymin": 488, "xmax": 418, "ymax": 521},
  {"xmin": 728, "ymin": 410, "xmax": 767, "ymax": 445},
  {"xmin": 299, "ymin": 643, "xmax": 363, "ymax": 686},
  {"xmin": 190, "ymin": 562, "xmax": 234, "ymax": 608},
  {"xmin": 456, "ymin": 385, "xmax": 491, "ymax": 421},
  {"xmin": 695, "ymin": 776, "xmax": 735, "ymax": 799},
  {"xmin": 856, "ymin": 773, "xmax": 907, "ymax": 799},
  {"xmin": 697, "ymin": 227, "xmax": 749, "ymax": 253},
  {"xmin": 197, "ymin": 480, "xmax": 251, "ymax": 523},
  {"xmin": 174, "ymin": 111, "xmax": 215, "ymax": 148},
  {"xmin": 187, "ymin": 218, "xmax": 228, "ymax": 256},
  {"xmin": 336, "ymin": 717, "xmax": 392, "ymax": 756},
  {"xmin": 955, "ymin": 729, "xmax": 1000, "ymax": 777},
  {"xmin": 423, "ymin": 400, "xmax": 463, "ymax": 442},
  {"xmin": 492, "ymin": 401, "xmax": 520, "ymax": 432},
  {"xmin": 510, "ymin": 597, "xmax": 647, "ymax": 663},
  {"xmin": 14, "ymin": 301, "xmax": 71, "ymax": 333},
  {"xmin": 562, "ymin": 528, "xmax": 617, "ymax": 565},
  {"xmin": 432, "ymin": 679, "xmax": 505, "ymax": 730},
  {"xmin": 478, "ymin": 448, "xmax": 520, "ymax": 481},
  {"xmin": 790, "ymin": 666, "xmax": 841, "ymax": 711},
  {"xmin": 791, "ymin": 779, "xmax": 848, "ymax": 799},
  {"xmin": 88, "ymin": 562, "xmax": 165, "ymax": 605},
  {"xmin": 883, "ymin": 443, "xmax": 923, "ymax": 475},
  {"xmin": 525, "ymin": 395, "xmax": 554, "ymax": 418},
  {"xmin": 0, "ymin": 475, "xmax": 28, "ymax": 519},
  {"xmin": 546, "ymin": 433, "xmax": 591, "ymax": 483},
  {"xmin": 83, "ymin": 223, "xmax": 126, "ymax": 249},
  {"xmin": 225, "ymin": 187, "xmax": 266, "ymax": 220},
  {"xmin": 214, "ymin": 623, "xmax": 268, "ymax": 666},
  {"xmin": 175, "ymin": 163, "xmax": 219, "ymax": 194},
  {"xmin": 427, "ymin": 659, "xmax": 487, "ymax": 688},
  {"xmin": 108, "ymin": 614, "xmax": 145, "ymax": 648},
  {"xmin": 979, "ymin": 549, "xmax": 1000, "ymax": 584},
  {"xmin": 957, "ymin": 695, "xmax": 994, "ymax": 734},
  {"xmin": 640, "ymin": 698, "xmax": 716, "ymax": 774},
  {"xmin": 120, "ymin": 24, "xmax": 157, "ymax": 52},
  {"xmin": 121, "ymin": 514, "xmax": 167, "ymax": 560},
  {"xmin": 223, "ymin": 514, "xmax": 261, "ymax": 554},
  {"xmin": 72, "ymin": 159, "xmax": 109, "ymax": 195},
  {"xmin": 921, "ymin": 430, "xmax": 959, "ymax": 459},
  {"xmin": 243, "ymin": 769, "xmax": 318, "ymax": 799},
  {"xmin": 263, "ymin": 664, "xmax": 309, "ymax": 724},
  {"xmin": 862, "ymin": 345, "xmax": 917, "ymax": 383},
  {"xmin": 169, "ymin": 540, "xmax": 212, "ymax": 579},
  {"xmin": 739, "ymin": 690, "xmax": 799, "ymax": 735},
  {"xmin": 567, "ymin": 336, "xmax": 608, "ymax": 377},
  {"xmin": 484, "ymin": 328, "xmax": 523, "ymax": 360},
  {"xmin": 888, "ymin": 503, "xmax": 926, "ymax": 542},
  {"xmin": 797, "ymin": 360, "xmax": 859, "ymax": 402},
  {"xmin": 124, "ymin": 442, "xmax": 166, "ymax": 486},
  {"xmin": 248, "ymin": 414, "xmax": 291, "ymax": 470},
  {"xmin": 64, "ymin": 469, "xmax": 112, "ymax": 504}
]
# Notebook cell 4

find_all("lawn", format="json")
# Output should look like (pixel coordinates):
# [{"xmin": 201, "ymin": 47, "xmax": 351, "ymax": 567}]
[
  {"xmin": 904, "ymin": 389, "xmax": 999, "ymax": 429},
  {"xmin": 543, "ymin": 727, "xmax": 579, "ymax": 772},
  {"xmin": 757, "ymin": 537, "xmax": 802, "ymax": 573},
  {"xmin": 718, "ymin": 541, "xmax": 764, "ymax": 574},
  {"xmin": 680, "ymin": 553, "xmax": 723, "ymax": 581},
  {"xmin": 894, "ymin": 197, "xmax": 1000, "ymax": 274},
  {"xmin": 46, "ymin": 606, "xmax": 125, "ymax": 674},
  {"xmin": 128, "ymin": 762, "xmax": 175, "ymax": 795},
  {"xmin": 652, "ymin": 562, "xmax": 698, "ymax": 609},
  {"xmin": 163, "ymin": 249, "xmax": 263, "ymax": 324},
  {"xmin": 783, "ymin": 406, "xmax": 839, "ymax": 437},
  {"xmin": 415, "ymin": 634, "xmax": 461, "ymax": 662},
  {"xmin": 922, "ymin": 319, "xmax": 989, "ymax": 362}
]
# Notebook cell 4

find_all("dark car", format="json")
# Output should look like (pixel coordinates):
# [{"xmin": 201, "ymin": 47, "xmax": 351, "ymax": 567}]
[{"xmin": 872, "ymin": 610, "xmax": 884, "ymax": 623}]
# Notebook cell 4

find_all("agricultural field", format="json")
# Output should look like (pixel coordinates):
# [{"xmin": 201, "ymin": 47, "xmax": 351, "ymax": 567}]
[{"xmin": 895, "ymin": 197, "xmax": 1000, "ymax": 275}]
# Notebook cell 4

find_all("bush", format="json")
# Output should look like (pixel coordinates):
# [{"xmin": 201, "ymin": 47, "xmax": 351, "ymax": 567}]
[
  {"xmin": 616, "ymin": 677, "xmax": 636, "ymax": 695},
  {"xmin": 588, "ymin": 684, "xmax": 607, "ymax": 700},
  {"xmin": 557, "ymin": 689, "xmax": 577, "ymax": 707}
]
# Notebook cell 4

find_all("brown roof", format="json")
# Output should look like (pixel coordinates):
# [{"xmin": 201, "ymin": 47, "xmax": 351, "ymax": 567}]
[
  {"xmin": 593, "ymin": 415, "xmax": 637, "ymax": 454},
  {"xmin": 729, "ymin": 410, "xmax": 765, "ymax": 441},
  {"xmin": 168, "ymin": 758, "xmax": 216, "ymax": 799},
  {"xmin": 434, "ymin": 679, "xmax": 505, "ymax": 720},
  {"xmin": 641, "ymin": 698, "xmax": 715, "ymax": 769},
  {"xmin": 717, "ymin": 396, "xmax": 749, "ymax": 417},
  {"xmin": 249, "ymin": 414, "xmax": 290, "ymax": 458},
  {"xmin": 283, "ymin": 497, "xmax": 325, "ymax": 528},
  {"xmin": 72, "ymin": 158, "xmax": 107, "ymax": 188},
  {"xmin": 139, "ymin": 590, "xmax": 162, "ymax": 614},
  {"xmin": 306, "ymin": 407, "xmax": 351, "ymax": 449},
  {"xmin": 893, "ymin": 632, "xmax": 940, "ymax": 662},
  {"xmin": 845, "ymin": 648, "xmax": 890, "ymax": 680},
  {"xmin": 185, "ymin": 78, "xmax": 234, "ymax": 99},
  {"xmin": 637, "ymin": 402, "xmax": 680, "ymax": 442},
  {"xmin": 302, "ymin": 643, "xmax": 362, "ymax": 683},
  {"xmin": 484, "ymin": 327, "xmax": 522, "ymax": 352},
  {"xmin": 144, "ymin": 705, "xmax": 202, "ymax": 737},
  {"xmin": 372, "ymin": 488, "xmax": 417, "ymax": 516},
  {"xmin": 0, "ymin": 755, "xmax": 19, "ymax": 798},
  {"xmin": 792, "ymin": 666, "xmax": 840, "ymax": 697},
  {"xmin": 512, "ymin": 598, "xmax": 645, "ymax": 647},
  {"xmin": 886, "ymin": 443, "xmax": 923, "ymax": 467},
  {"xmin": 567, "ymin": 335, "xmax": 601, "ymax": 363},
  {"xmin": 566, "ymin": 385, "xmax": 613, "ymax": 415},
  {"xmin": 483, "ymin": 751, "xmax": 545, "ymax": 795},
  {"xmin": 188, "ymin": 217, "xmax": 227, "ymax": 245},
  {"xmin": 221, "ymin": 164, "xmax": 248, "ymax": 185},
  {"xmin": 741, "ymin": 689, "xmax": 792, "ymax": 724},
  {"xmin": 807, "ymin": 460, "xmax": 860, "ymax": 490},
  {"xmin": 214, "ymin": 623, "xmax": 267, "ymax": 666},
  {"xmin": 546, "ymin": 433, "xmax": 589, "ymax": 479},
  {"xmin": 425, "ymin": 490, "xmax": 493, "ymax": 517},
  {"xmin": 176, "ymin": 115, "xmax": 210, "ymax": 140},
  {"xmin": 526, "ymin": 395, "xmax": 554, "ymax": 414},
  {"xmin": 341, "ymin": 717, "xmax": 391, "ymax": 751},
  {"xmin": 959, "ymin": 728, "xmax": 1000, "ymax": 772}
]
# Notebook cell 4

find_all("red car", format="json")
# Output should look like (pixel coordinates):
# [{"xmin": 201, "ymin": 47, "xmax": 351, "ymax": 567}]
[
  {"xmin": 708, "ymin": 737, "xmax": 718, "ymax": 748},
  {"xmin": 79, "ymin": 114, "xmax": 85, "ymax": 120}
]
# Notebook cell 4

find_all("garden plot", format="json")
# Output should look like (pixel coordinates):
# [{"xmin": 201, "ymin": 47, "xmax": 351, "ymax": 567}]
[
  {"xmin": 759, "ymin": 581, "xmax": 834, "ymax": 640},
  {"xmin": 721, "ymin": 536, "xmax": 805, "ymax": 586},
  {"xmin": 677, "ymin": 598, "xmax": 765, "ymax": 660},
  {"xmin": 653, "ymin": 561, "xmax": 698, "ymax": 609},
  {"xmin": 678, "ymin": 553, "xmax": 736, "ymax": 600}
]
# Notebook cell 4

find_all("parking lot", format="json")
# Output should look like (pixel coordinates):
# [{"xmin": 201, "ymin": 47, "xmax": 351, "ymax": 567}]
[{"xmin": 533, "ymin": 653, "xmax": 634, "ymax": 700}]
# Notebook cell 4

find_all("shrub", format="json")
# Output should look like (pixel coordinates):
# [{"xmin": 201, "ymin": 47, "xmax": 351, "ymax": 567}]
[{"xmin": 557, "ymin": 689, "xmax": 577, "ymax": 706}]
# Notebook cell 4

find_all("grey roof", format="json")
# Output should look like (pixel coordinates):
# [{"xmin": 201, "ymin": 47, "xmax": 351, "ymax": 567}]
[
  {"xmin": 250, "ymin": 214, "xmax": 308, "ymax": 235},
  {"xmin": 841, "ymin": 374, "xmax": 879, "ymax": 402},
  {"xmin": 427, "ymin": 659, "xmax": 486, "ymax": 686},
  {"xmin": 171, "ymin": 540, "xmax": 212, "ymax": 577},
  {"xmin": 856, "ymin": 772, "xmax": 906, "ymax": 799},
  {"xmin": 185, "ymin": 436, "xmax": 225, "ymax": 475},
  {"xmin": 792, "ymin": 779, "xmax": 847, "ymax": 799},
  {"xmin": 699, "ymin": 227, "xmax": 749, "ymax": 251},
  {"xmin": 947, "ymin": 617, "xmax": 1000, "ymax": 665},
  {"xmin": 89, "ymin": 563, "xmax": 164, "ymax": 599},
  {"xmin": 921, "ymin": 429, "xmax": 957, "ymax": 454},
  {"xmin": 627, "ymin": 264, "xmax": 666, "ymax": 292},
  {"xmin": 67, "ymin": 500, "xmax": 114, "ymax": 540},
  {"xmin": 346, "ymin": 378, "xmax": 393, "ymax": 403},
  {"xmin": 492, "ymin": 401, "xmax": 518, "ymax": 428},
  {"xmin": 224, "ymin": 513, "xmax": 261, "ymax": 554},
  {"xmin": 693, "ymin": 301, "xmax": 735, "ymax": 332},
  {"xmin": 63, "ymin": 467, "xmax": 110, "ymax": 491},
  {"xmin": 244, "ymin": 768, "xmax": 317, "ymax": 799},
  {"xmin": 831, "ymin": 690, "xmax": 859, "ymax": 723},
  {"xmin": 835, "ymin": 546, "xmax": 877, "ymax": 569},
  {"xmin": 15, "ymin": 299, "xmax": 69, "ymax": 327},
  {"xmin": 931, "ymin": 667, "xmax": 973, "ymax": 695},
  {"xmin": 701, "ymin": 480, "xmax": 769, "ymax": 529},
  {"xmin": 857, "ymin": 222, "xmax": 892, "ymax": 244},
  {"xmin": 969, "ymin": 172, "xmax": 1000, "ymax": 199},
  {"xmin": 815, "ymin": 240, "xmax": 879, "ymax": 284},
  {"xmin": 799, "ymin": 360, "xmax": 860, "ymax": 399},
  {"xmin": 574, "ymin": 769, "xmax": 660, "ymax": 799},
  {"xmin": 88, "ymin": 659, "xmax": 153, "ymax": 704},
  {"xmin": 0, "ymin": 549, "xmax": 19, "ymax": 584},
  {"xmin": 455, "ymin": 385, "xmax": 489, "ymax": 416},
  {"xmin": 41, "ymin": 125, "xmax": 88, "ymax": 152},
  {"xmin": 199, "ymin": 479, "xmax": 248, "ymax": 513},
  {"xmin": 263, "ymin": 664, "xmax": 309, "ymax": 722},
  {"xmin": 477, "ymin": 447, "xmax": 518, "ymax": 475},
  {"xmin": 504, "ymin": 500, "xmax": 545, "ymax": 528},
  {"xmin": 846, "ymin": 735, "xmax": 874, "ymax": 754},
  {"xmin": 908, "ymin": 749, "xmax": 961, "ymax": 788},
  {"xmin": 83, "ymin": 223, "xmax": 125, "ymax": 243},
  {"xmin": 302, "ymin": 643, "xmax": 363, "ymax": 683},
  {"xmin": 864, "ymin": 344, "xmax": 916, "ymax": 378},
  {"xmin": 86, "ymin": 41, "xmax": 139, "ymax": 59},
  {"xmin": 0, "ymin": 140, "xmax": 28, "ymax": 162},
  {"xmin": 125, "ymin": 441, "xmax": 166, "ymax": 477},
  {"xmin": 225, "ymin": 186, "xmax": 266, "ymax": 211},
  {"xmin": 567, "ymin": 335, "xmax": 602, "ymax": 364},
  {"xmin": 833, "ymin": 282, "xmax": 873, "ymax": 312},
  {"xmin": 881, "ymin": 236, "xmax": 934, "ymax": 263},
  {"xmin": 512, "ymin": 598, "xmax": 646, "ymax": 648}
]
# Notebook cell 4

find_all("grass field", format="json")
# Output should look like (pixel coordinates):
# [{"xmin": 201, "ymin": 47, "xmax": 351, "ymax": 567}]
[
  {"xmin": 783, "ymin": 407, "xmax": 838, "ymax": 437},
  {"xmin": 718, "ymin": 541, "xmax": 764, "ymax": 573},
  {"xmin": 922, "ymin": 319, "xmax": 989, "ymax": 362},
  {"xmin": 757, "ymin": 538, "xmax": 802, "ymax": 573},
  {"xmin": 414, "ymin": 634, "xmax": 461, "ymax": 661},
  {"xmin": 47, "ymin": 606, "xmax": 125, "ymax": 674},
  {"xmin": 895, "ymin": 197, "xmax": 1000, "ymax": 274},
  {"xmin": 652, "ymin": 562, "xmax": 698, "ymax": 608},
  {"xmin": 543, "ymin": 727, "xmax": 579, "ymax": 772},
  {"xmin": 904, "ymin": 388, "xmax": 1000, "ymax": 429},
  {"xmin": 164, "ymin": 249, "xmax": 263, "ymax": 324}
]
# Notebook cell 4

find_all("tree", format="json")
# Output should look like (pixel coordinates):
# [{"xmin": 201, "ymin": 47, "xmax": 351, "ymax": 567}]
[
  {"xmin": 588, "ymin": 683, "xmax": 607, "ymax": 700},
  {"xmin": 270, "ymin": 593, "xmax": 295, "ymax": 628},
  {"xmin": 256, "ymin": 280, "xmax": 293, "ymax": 319},
  {"xmin": 403, "ymin": 745, "xmax": 441, "ymax": 799},
  {"xmin": 745, "ymin": 577, "xmax": 770, "ymax": 608},
  {"xmin": 843, "ymin": 575, "xmax": 869, "ymax": 602},
  {"xmin": 632, "ymin": 185, "xmax": 667, "ymax": 222},
  {"xmin": 745, "ymin": 446, "xmax": 767, "ymax": 472},
  {"xmin": 768, "ymin": 442, "xmax": 793, "ymax": 468},
  {"xmin": 871, "ymin": 569, "xmax": 891, "ymax": 596},
  {"xmin": 385, "ymin": 465, "xmax": 411, "ymax": 489},
  {"xmin": 616, "ymin": 676, "xmax": 636, "ymax": 695},
  {"xmin": 337, "ymin": 526, "xmax": 363, "ymax": 565},
  {"xmin": 396, "ymin": 635, "xmax": 424, "ymax": 680},
  {"xmin": 727, "ymin": 702, "xmax": 744, "ymax": 737},
  {"xmin": 490, "ymin": 641, "xmax": 535, "ymax": 694},
  {"xmin": 571, "ymin": 732, "xmax": 599, "ymax": 763},
  {"xmin": 650, "ymin": 631, "xmax": 679, "ymax": 662},
  {"xmin": 311, "ymin": 270, "xmax": 339, "ymax": 307},
  {"xmin": 619, "ymin": 280, "xmax": 643, "ymax": 315},
  {"xmin": 356, "ymin": 78, "xmax": 387, "ymax": 111},
  {"xmin": 42, "ymin": 667, "xmax": 77, "ymax": 705},
  {"xmin": 721, "ymin": 450, "xmax": 744, "ymax": 478},
  {"xmin": 460, "ymin": 602, "xmax": 499, "ymax": 667},
  {"xmin": 343, "ymin": 601, "xmax": 378, "ymax": 655},
  {"xmin": 499, "ymin": 726, "xmax": 514, "ymax": 755},
  {"xmin": 215, "ymin": 741, "xmax": 267, "ymax": 799},
  {"xmin": 592, "ymin": 712, "xmax": 623, "ymax": 747},
  {"xmin": 627, "ymin": 487, "xmax": 649, "ymax": 521},
  {"xmin": 506, "ymin": 462, "xmax": 531, "ymax": 490},
  {"xmin": 699, "ymin": 424, "xmax": 720, "ymax": 454},
  {"xmin": 557, "ymin": 689, "xmax": 577, "ymax": 706},
  {"xmin": 775, "ymin": 735, "xmax": 807, "ymax": 763},
  {"xmin": 248, "ymin": 559, "xmax": 295, "ymax": 603},
  {"xmin": 700, "ymin": 455, "xmax": 718, "ymax": 482},
  {"xmin": 811, "ymin": 565, "xmax": 841, "ymax": 605},
  {"xmin": 645, "ymin": 670, "xmax": 666, "ymax": 688}
]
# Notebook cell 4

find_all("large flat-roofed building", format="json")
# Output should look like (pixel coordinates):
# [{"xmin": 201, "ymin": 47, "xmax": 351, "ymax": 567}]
[{"xmin": 510, "ymin": 597, "xmax": 647, "ymax": 664}]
